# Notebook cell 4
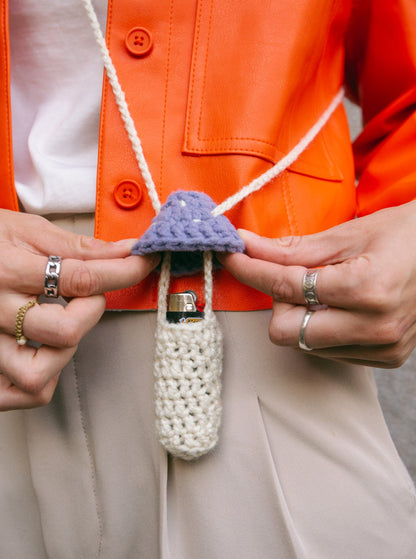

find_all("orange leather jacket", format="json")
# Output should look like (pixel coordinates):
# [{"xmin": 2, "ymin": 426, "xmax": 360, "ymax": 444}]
[{"xmin": 1, "ymin": 0, "xmax": 416, "ymax": 310}]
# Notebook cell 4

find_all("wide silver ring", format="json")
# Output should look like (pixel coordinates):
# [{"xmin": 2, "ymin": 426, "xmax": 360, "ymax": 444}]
[
  {"xmin": 302, "ymin": 269, "xmax": 321, "ymax": 306},
  {"xmin": 298, "ymin": 309, "xmax": 314, "ymax": 351},
  {"xmin": 44, "ymin": 255, "xmax": 62, "ymax": 298}
]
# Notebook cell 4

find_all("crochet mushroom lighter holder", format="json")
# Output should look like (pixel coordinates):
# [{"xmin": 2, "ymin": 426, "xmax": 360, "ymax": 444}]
[
  {"xmin": 83, "ymin": 0, "xmax": 344, "ymax": 460},
  {"xmin": 132, "ymin": 191, "xmax": 245, "ymax": 460}
]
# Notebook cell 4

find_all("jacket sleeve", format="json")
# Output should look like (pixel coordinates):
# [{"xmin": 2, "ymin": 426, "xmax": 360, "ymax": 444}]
[{"xmin": 344, "ymin": 0, "xmax": 416, "ymax": 216}]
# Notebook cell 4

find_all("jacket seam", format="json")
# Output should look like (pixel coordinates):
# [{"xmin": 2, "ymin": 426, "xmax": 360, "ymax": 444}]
[{"xmin": 159, "ymin": 0, "xmax": 174, "ymax": 195}]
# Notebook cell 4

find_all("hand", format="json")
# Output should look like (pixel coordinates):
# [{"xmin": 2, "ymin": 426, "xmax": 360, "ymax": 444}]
[
  {"xmin": 219, "ymin": 201, "xmax": 416, "ymax": 369},
  {"xmin": 0, "ymin": 209, "xmax": 159, "ymax": 410}
]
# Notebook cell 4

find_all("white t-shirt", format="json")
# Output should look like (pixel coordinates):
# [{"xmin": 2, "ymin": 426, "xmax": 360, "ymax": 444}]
[{"xmin": 9, "ymin": 0, "xmax": 107, "ymax": 215}]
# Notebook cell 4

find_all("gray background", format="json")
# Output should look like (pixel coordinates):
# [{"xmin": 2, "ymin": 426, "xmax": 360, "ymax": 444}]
[{"xmin": 345, "ymin": 99, "xmax": 416, "ymax": 484}]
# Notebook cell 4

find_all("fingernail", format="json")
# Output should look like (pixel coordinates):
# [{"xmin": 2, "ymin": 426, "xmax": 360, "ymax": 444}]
[
  {"xmin": 113, "ymin": 238, "xmax": 140, "ymax": 250},
  {"xmin": 275, "ymin": 236, "xmax": 297, "ymax": 247},
  {"xmin": 237, "ymin": 229, "xmax": 259, "ymax": 241},
  {"xmin": 85, "ymin": 237, "xmax": 106, "ymax": 248},
  {"xmin": 148, "ymin": 253, "xmax": 161, "ymax": 266}
]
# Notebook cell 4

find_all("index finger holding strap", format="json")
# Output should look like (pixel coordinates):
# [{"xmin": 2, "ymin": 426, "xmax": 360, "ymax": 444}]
[
  {"xmin": 55, "ymin": 253, "xmax": 160, "ymax": 298},
  {"xmin": 2, "ymin": 251, "xmax": 159, "ymax": 300},
  {"xmin": 221, "ymin": 251, "xmax": 375, "ymax": 312},
  {"xmin": 219, "ymin": 252, "xmax": 307, "ymax": 304}
]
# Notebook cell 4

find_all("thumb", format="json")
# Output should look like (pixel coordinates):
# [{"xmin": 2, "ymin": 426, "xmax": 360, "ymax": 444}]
[
  {"xmin": 238, "ymin": 223, "xmax": 362, "ymax": 268},
  {"xmin": 17, "ymin": 213, "xmax": 138, "ymax": 260}
]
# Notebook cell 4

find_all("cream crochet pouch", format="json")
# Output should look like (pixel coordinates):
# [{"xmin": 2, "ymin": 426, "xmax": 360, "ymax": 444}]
[{"xmin": 154, "ymin": 253, "xmax": 223, "ymax": 460}]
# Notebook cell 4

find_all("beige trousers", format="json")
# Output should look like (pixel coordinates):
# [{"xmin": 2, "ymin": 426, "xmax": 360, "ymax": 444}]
[{"xmin": 0, "ymin": 216, "xmax": 415, "ymax": 558}]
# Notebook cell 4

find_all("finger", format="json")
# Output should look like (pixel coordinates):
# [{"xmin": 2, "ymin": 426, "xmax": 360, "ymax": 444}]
[
  {"xmin": 304, "ymin": 350, "xmax": 407, "ymax": 370},
  {"xmin": 297, "ymin": 257, "xmax": 400, "ymax": 312},
  {"xmin": 219, "ymin": 252, "xmax": 306, "ymax": 303},
  {"xmin": 308, "ymin": 320, "xmax": 416, "ymax": 368},
  {"xmin": 245, "ymin": 204, "xmax": 416, "ymax": 269},
  {"xmin": 25, "ymin": 296, "xmax": 105, "ymax": 347},
  {"xmin": 0, "ymin": 334, "xmax": 77, "ymax": 395},
  {"xmin": 0, "ymin": 295, "xmax": 105, "ymax": 346},
  {"xmin": 57, "ymin": 254, "xmax": 160, "ymax": 297},
  {"xmin": 0, "ymin": 372, "xmax": 60, "ymax": 411},
  {"xmin": 238, "ymin": 221, "xmax": 368, "ymax": 268},
  {"xmin": 1, "ymin": 251, "xmax": 160, "ymax": 297},
  {"xmin": 4, "ymin": 210, "xmax": 140, "ymax": 260},
  {"xmin": 221, "ymin": 249, "xmax": 386, "ymax": 312},
  {"xmin": 268, "ymin": 303, "xmax": 407, "ymax": 350}
]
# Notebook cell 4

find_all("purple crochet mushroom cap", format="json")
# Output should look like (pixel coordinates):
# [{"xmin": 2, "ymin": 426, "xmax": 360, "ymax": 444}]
[{"xmin": 131, "ymin": 191, "xmax": 245, "ymax": 274}]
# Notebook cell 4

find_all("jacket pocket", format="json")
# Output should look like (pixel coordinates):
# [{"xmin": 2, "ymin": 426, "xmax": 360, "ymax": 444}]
[{"xmin": 183, "ymin": 0, "xmax": 345, "ymax": 182}]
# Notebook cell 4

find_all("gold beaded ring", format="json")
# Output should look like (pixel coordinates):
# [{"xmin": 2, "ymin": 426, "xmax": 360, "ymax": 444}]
[{"xmin": 15, "ymin": 300, "xmax": 37, "ymax": 346}]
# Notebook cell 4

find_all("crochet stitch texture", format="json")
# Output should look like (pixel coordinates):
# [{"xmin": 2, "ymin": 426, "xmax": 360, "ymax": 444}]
[
  {"xmin": 154, "ymin": 251, "xmax": 223, "ymax": 460},
  {"xmin": 154, "ymin": 313, "xmax": 223, "ymax": 460},
  {"xmin": 132, "ymin": 191, "xmax": 245, "ymax": 274}
]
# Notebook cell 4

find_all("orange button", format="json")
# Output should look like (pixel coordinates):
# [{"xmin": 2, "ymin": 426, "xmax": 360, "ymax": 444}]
[
  {"xmin": 113, "ymin": 180, "xmax": 142, "ymax": 209},
  {"xmin": 125, "ymin": 27, "xmax": 153, "ymax": 57}
]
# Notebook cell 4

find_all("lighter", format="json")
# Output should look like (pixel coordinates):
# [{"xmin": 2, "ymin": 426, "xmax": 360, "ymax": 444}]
[{"xmin": 166, "ymin": 291, "xmax": 204, "ymax": 323}]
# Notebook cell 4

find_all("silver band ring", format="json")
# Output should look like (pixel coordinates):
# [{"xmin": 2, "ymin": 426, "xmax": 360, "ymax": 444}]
[
  {"xmin": 303, "ymin": 269, "xmax": 321, "ymax": 306},
  {"xmin": 44, "ymin": 255, "xmax": 62, "ymax": 298},
  {"xmin": 298, "ymin": 309, "xmax": 314, "ymax": 351}
]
